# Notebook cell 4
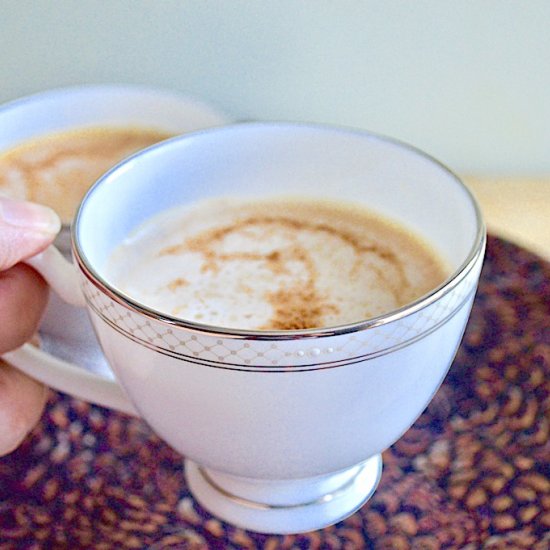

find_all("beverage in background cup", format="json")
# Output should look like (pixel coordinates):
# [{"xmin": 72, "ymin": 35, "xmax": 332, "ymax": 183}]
[
  {"xmin": 0, "ymin": 126, "xmax": 172, "ymax": 223},
  {"xmin": 105, "ymin": 196, "xmax": 450, "ymax": 330}
]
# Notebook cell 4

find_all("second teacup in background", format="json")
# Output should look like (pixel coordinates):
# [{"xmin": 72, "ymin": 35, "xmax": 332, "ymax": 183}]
[{"xmin": 0, "ymin": 85, "xmax": 229, "ymax": 373}]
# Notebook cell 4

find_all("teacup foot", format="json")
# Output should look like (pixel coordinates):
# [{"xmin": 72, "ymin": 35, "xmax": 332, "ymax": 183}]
[{"xmin": 185, "ymin": 454, "xmax": 382, "ymax": 534}]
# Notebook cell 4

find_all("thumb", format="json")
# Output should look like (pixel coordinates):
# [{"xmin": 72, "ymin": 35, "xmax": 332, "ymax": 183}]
[{"xmin": 0, "ymin": 197, "xmax": 61, "ymax": 271}]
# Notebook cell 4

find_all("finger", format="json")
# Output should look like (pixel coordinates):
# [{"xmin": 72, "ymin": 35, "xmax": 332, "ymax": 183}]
[
  {"xmin": 0, "ymin": 359, "xmax": 48, "ymax": 456},
  {"xmin": 0, "ymin": 197, "xmax": 60, "ymax": 271},
  {"xmin": 0, "ymin": 263, "xmax": 49, "ymax": 354}
]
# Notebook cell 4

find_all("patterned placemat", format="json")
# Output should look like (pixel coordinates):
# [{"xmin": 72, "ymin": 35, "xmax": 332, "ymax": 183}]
[{"xmin": 1, "ymin": 235, "xmax": 548, "ymax": 549}]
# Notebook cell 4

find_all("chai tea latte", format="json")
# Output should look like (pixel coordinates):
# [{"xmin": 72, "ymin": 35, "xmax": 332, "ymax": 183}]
[
  {"xmin": 0, "ymin": 126, "xmax": 172, "ymax": 223},
  {"xmin": 105, "ymin": 197, "xmax": 449, "ymax": 331}
]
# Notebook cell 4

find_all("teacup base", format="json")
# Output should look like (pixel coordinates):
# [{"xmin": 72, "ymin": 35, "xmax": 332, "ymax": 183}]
[{"xmin": 185, "ymin": 454, "xmax": 383, "ymax": 534}]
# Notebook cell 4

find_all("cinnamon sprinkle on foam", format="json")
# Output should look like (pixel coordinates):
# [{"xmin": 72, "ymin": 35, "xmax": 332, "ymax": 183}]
[{"xmin": 107, "ymin": 197, "xmax": 449, "ymax": 331}]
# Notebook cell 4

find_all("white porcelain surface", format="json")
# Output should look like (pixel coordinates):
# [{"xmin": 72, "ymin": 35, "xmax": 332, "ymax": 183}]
[
  {"xmin": 83, "ymin": 265, "xmax": 481, "ymax": 480},
  {"xmin": 5, "ymin": 123, "xmax": 485, "ymax": 533}
]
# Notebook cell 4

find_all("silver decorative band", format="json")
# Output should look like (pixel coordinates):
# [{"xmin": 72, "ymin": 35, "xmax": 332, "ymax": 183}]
[{"xmin": 85, "ymin": 284, "xmax": 477, "ymax": 372}]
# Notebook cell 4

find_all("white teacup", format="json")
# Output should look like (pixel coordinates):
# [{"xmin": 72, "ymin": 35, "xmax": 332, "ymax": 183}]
[{"xmin": 5, "ymin": 123, "xmax": 485, "ymax": 534}]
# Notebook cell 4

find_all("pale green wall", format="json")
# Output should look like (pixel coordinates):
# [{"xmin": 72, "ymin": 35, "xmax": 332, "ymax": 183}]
[{"xmin": 1, "ymin": 1, "xmax": 549, "ymax": 175}]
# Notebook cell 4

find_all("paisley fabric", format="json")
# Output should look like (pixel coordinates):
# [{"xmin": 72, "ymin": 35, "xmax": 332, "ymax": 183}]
[{"xmin": 0, "ymin": 235, "xmax": 548, "ymax": 549}]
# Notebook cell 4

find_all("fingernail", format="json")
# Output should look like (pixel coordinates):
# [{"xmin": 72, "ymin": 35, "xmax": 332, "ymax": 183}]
[{"xmin": 0, "ymin": 197, "xmax": 61, "ymax": 235}]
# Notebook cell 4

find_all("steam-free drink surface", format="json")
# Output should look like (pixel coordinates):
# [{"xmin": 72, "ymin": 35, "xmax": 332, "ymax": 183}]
[
  {"xmin": 0, "ymin": 126, "xmax": 172, "ymax": 223},
  {"xmin": 105, "ymin": 197, "xmax": 450, "ymax": 331}
]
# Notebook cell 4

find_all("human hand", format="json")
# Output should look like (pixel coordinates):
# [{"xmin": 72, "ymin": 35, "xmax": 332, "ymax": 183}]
[{"xmin": 0, "ymin": 197, "xmax": 61, "ymax": 456}]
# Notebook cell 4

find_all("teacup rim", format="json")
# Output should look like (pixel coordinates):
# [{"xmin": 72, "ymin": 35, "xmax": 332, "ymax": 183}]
[
  {"xmin": 0, "ymin": 82, "xmax": 226, "ymax": 127},
  {"xmin": 73, "ymin": 121, "xmax": 486, "ymax": 340}
]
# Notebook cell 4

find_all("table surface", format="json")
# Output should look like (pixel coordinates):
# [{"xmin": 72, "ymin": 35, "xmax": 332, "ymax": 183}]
[{"xmin": 463, "ymin": 176, "xmax": 550, "ymax": 261}]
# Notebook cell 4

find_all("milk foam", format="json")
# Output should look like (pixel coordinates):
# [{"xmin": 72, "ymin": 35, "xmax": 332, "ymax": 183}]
[{"xmin": 105, "ymin": 197, "xmax": 449, "ymax": 330}]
